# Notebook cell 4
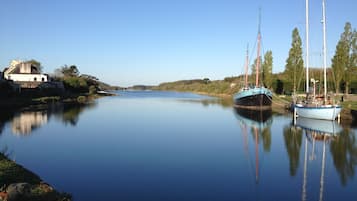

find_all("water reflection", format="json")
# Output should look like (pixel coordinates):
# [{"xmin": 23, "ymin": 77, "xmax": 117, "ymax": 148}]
[
  {"xmin": 283, "ymin": 123, "xmax": 303, "ymax": 176},
  {"xmin": 49, "ymin": 103, "xmax": 96, "ymax": 126},
  {"xmin": 234, "ymin": 108, "xmax": 272, "ymax": 183},
  {"xmin": 0, "ymin": 103, "xmax": 96, "ymax": 136},
  {"xmin": 12, "ymin": 111, "xmax": 48, "ymax": 135},
  {"xmin": 293, "ymin": 118, "xmax": 342, "ymax": 201},
  {"xmin": 287, "ymin": 117, "xmax": 357, "ymax": 201},
  {"xmin": 330, "ymin": 128, "xmax": 357, "ymax": 186}
]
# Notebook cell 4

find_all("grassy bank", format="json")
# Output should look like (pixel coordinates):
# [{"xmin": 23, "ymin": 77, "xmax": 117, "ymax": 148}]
[
  {"xmin": 0, "ymin": 153, "xmax": 71, "ymax": 201},
  {"xmin": 153, "ymin": 79, "xmax": 240, "ymax": 96},
  {"xmin": 0, "ymin": 91, "xmax": 114, "ymax": 112}
]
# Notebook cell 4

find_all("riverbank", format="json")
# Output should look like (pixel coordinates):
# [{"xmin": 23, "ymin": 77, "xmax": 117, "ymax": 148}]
[
  {"xmin": 0, "ymin": 153, "xmax": 71, "ymax": 201},
  {"xmin": 153, "ymin": 84, "xmax": 356, "ymax": 122},
  {"xmin": 0, "ymin": 91, "xmax": 115, "ymax": 110}
]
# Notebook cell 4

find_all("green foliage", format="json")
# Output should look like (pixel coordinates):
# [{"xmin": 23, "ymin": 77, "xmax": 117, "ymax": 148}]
[
  {"xmin": 203, "ymin": 78, "xmax": 210, "ymax": 84},
  {"xmin": 0, "ymin": 154, "xmax": 41, "ymax": 186},
  {"xmin": 0, "ymin": 153, "xmax": 72, "ymax": 201},
  {"xmin": 347, "ymin": 29, "xmax": 357, "ymax": 93},
  {"xmin": 154, "ymin": 79, "xmax": 238, "ymax": 95},
  {"xmin": 58, "ymin": 65, "xmax": 80, "ymax": 77},
  {"xmin": 89, "ymin": 85, "xmax": 97, "ymax": 95},
  {"xmin": 332, "ymin": 22, "xmax": 356, "ymax": 94},
  {"xmin": 77, "ymin": 96, "xmax": 86, "ymax": 103},
  {"xmin": 285, "ymin": 28, "xmax": 304, "ymax": 94},
  {"xmin": 63, "ymin": 77, "xmax": 88, "ymax": 93},
  {"xmin": 32, "ymin": 96, "xmax": 60, "ymax": 103},
  {"xmin": 251, "ymin": 57, "xmax": 262, "ymax": 84},
  {"xmin": 262, "ymin": 50, "xmax": 273, "ymax": 88}
]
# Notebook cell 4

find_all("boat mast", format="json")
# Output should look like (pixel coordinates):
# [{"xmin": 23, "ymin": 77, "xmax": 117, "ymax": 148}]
[
  {"xmin": 254, "ymin": 128, "xmax": 259, "ymax": 183},
  {"xmin": 255, "ymin": 9, "xmax": 261, "ymax": 87},
  {"xmin": 322, "ymin": 0, "xmax": 327, "ymax": 102},
  {"xmin": 319, "ymin": 136, "xmax": 327, "ymax": 201},
  {"xmin": 244, "ymin": 45, "xmax": 249, "ymax": 88},
  {"xmin": 305, "ymin": 0, "xmax": 310, "ymax": 93},
  {"xmin": 301, "ymin": 137, "xmax": 308, "ymax": 201}
]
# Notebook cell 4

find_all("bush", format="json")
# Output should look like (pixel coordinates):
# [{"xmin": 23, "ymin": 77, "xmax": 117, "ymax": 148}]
[
  {"xmin": 77, "ymin": 96, "xmax": 86, "ymax": 103},
  {"xmin": 89, "ymin": 85, "xmax": 97, "ymax": 95},
  {"xmin": 63, "ymin": 77, "xmax": 88, "ymax": 93}
]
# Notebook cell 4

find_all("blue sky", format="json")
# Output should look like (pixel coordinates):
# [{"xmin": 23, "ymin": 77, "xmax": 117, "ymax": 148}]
[{"xmin": 0, "ymin": 0, "xmax": 356, "ymax": 87}]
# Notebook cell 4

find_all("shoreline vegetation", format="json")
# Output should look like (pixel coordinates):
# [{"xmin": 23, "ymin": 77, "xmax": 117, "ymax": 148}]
[{"xmin": 0, "ymin": 153, "xmax": 71, "ymax": 201}]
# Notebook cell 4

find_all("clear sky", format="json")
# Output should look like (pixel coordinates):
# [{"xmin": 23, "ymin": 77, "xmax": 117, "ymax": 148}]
[{"xmin": 0, "ymin": 0, "xmax": 356, "ymax": 87}]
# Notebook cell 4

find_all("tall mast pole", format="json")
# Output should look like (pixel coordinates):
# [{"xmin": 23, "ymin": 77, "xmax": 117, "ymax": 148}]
[
  {"xmin": 244, "ymin": 44, "xmax": 249, "ymax": 88},
  {"xmin": 305, "ymin": 0, "xmax": 310, "ymax": 93},
  {"xmin": 256, "ymin": 8, "xmax": 261, "ymax": 87},
  {"xmin": 319, "ymin": 137, "xmax": 327, "ymax": 201},
  {"xmin": 254, "ymin": 128, "xmax": 259, "ymax": 183},
  {"xmin": 322, "ymin": 0, "xmax": 327, "ymax": 102}
]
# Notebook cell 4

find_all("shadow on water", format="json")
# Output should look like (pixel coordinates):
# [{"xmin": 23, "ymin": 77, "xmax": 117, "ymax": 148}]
[{"xmin": 0, "ymin": 102, "xmax": 96, "ymax": 136}]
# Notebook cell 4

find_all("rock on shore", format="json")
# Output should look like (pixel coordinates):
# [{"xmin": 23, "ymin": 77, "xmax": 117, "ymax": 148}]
[{"xmin": 0, "ymin": 154, "xmax": 71, "ymax": 201}]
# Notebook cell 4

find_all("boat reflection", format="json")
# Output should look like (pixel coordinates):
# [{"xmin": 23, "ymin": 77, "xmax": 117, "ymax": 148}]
[
  {"xmin": 294, "ymin": 118, "xmax": 342, "ymax": 201},
  {"xmin": 234, "ymin": 108, "xmax": 272, "ymax": 130},
  {"xmin": 234, "ymin": 108, "xmax": 272, "ymax": 183},
  {"xmin": 295, "ymin": 117, "xmax": 342, "ymax": 137}
]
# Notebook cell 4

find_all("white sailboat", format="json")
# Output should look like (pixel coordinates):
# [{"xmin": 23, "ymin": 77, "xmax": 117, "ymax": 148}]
[{"xmin": 294, "ymin": 0, "xmax": 341, "ymax": 121}]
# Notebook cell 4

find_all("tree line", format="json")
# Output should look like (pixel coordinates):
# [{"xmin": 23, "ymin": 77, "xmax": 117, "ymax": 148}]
[
  {"xmin": 269, "ymin": 21, "xmax": 356, "ymax": 95},
  {"xmin": 209, "ymin": 21, "xmax": 355, "ymax": 96}
]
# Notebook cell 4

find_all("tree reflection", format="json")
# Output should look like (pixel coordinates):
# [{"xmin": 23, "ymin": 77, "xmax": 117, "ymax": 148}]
[
  {"xmin": 61, "ymin": 106, "xmax": 82, "ymax": 126},
  {"xmin": 283, "ymin": 125, "xmax": 303, "ymax": 176},
  {"xmin": 50, "ymin": 103, "xmax": 96, "ymax": 126},
  {"xmin": 330, "ymin": 129, "xmax": 357, "ymax": 186},
  {"xmin": 250, "ymin": 127, "xmax": 272, "ymax": 153},
  {"xmin": 262, "ymin": 127, "xmax": 272, "ymax": 152}
]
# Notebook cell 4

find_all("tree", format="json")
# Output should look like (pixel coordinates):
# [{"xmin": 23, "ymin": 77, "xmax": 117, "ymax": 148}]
[
  {"xmin": 251, "ymin": 57, "xmax": 262, "ymax": 85},
  {"xmin": 60, "ymin": 65, "xmax": 80, "ymax": 77},
  {"xmin": 332, "ymin": 22, "xmax": 353, "ymax": 94},
  {"xmin": 349, "ymin": 30, "xmax": 357, "ymax": 91},
  {"xmin": 262, "ymin": 50, "xmax": 273, "ymax": 88},
  {"xmin": 285, "ymin": 28, "xmax": 304, "ymax": 94}
]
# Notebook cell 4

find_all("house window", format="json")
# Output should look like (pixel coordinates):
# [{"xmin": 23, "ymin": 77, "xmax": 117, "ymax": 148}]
[
  {"xmin": 42, "ymin": 77, "xmax": 45, "ymax": 82},
  {"xmin": 34, "ymin": 77, "xmax": 37, "ymax": 81}
]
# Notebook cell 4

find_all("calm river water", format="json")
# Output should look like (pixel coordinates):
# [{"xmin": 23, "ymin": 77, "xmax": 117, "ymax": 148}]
[{"xmin": 0, "ymin": 91, "xmax": 356, "ymax": 201}]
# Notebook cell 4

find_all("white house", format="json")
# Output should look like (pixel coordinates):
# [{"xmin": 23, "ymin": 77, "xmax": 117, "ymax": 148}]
[
  {"xmin": 3, "ymin": 60, "xmax": 48, "ymax": 88},
  {"xmin": 4, "ymin": 60, "xmax": 48, "ymax": 82}
]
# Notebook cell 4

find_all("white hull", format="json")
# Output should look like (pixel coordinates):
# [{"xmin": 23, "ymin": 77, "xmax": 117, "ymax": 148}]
[
  {"xmin": 294, "ymin": 104, "xmax": 342, "ymax": 120},
  {"xmin": 296, "ymin": 117, "xmax": 342, "ymax": 135}
]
